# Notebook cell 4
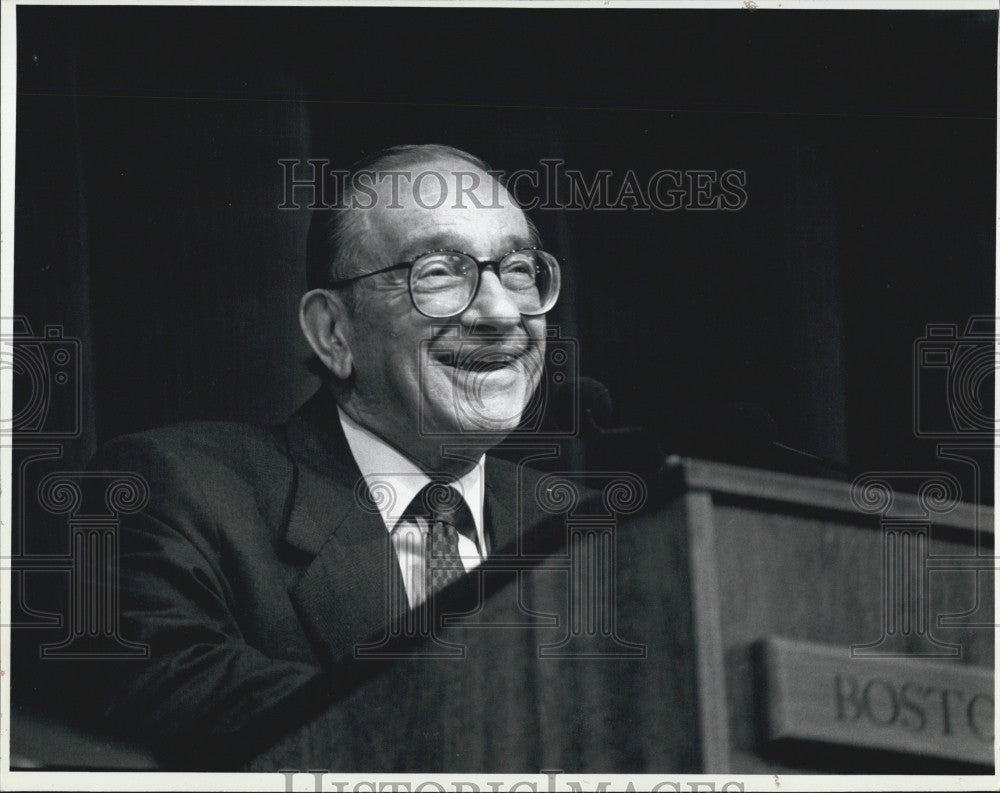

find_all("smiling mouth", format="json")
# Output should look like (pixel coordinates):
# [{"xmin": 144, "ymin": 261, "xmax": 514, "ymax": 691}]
[{"xmin": 434, "ymin": 348, "xmax": 525, "ymax": 373}]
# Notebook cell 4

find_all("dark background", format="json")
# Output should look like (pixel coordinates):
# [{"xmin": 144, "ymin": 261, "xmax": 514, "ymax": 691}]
[
  {"xmin": 8, "ymin": 4, "xmax": 997, "ymax": 760},
  {"xmin": 14, "ymin": 6, "xmax": 996, "ymax": 485}
]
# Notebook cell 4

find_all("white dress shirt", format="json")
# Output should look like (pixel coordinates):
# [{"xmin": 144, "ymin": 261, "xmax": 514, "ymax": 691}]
[{"xmin": 337, "ymin": 407, "xmax": 486, "ymax": 609}]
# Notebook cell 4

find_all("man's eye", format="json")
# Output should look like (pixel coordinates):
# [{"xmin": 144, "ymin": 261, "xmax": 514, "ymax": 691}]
[
  {"xmin": 500, "ymin": 256, "xmax": 537, "ymax": 288},
  {"xmin": 413, "ymin": 265, "xmax": 468, "ymax": 293},
  {"xmin": 421, "ymin": 264, "xmax": 459, "ymax": 278},
  {"xmin": 502, "ymin": 253, "xmax": 536, "ymax": 271},
  {"xmin": 506, "ymin": 262, "xmax": 535, "ymax": 276},
  {"xmin": 414, "ymin": 255, "xmax": 471, "ymax": 281}
]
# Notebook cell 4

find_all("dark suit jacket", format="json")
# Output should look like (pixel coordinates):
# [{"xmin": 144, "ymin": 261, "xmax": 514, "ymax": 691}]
[{"xmin": 81, "ymin": 388, "xmax": 550, "ymax": 766}]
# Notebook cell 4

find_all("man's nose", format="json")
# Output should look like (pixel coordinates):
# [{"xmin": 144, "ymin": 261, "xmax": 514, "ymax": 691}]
[{"xmin": 460, "ymin": 270, "xmax": 522, "ymax": 331}]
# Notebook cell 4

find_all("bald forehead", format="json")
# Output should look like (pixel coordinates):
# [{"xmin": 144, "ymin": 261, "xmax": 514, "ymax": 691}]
[
  {"xmin": 386, "ymin": 156, "xmax": 515, "ymax": 209},
  {"xmin": 365, "ymin": 157, "xmax": 531, "ymax": 260}
]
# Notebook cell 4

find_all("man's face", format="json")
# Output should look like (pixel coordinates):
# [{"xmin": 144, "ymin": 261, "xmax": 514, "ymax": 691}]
[{"xmin": 339, "ymin": 159, "xmax": 547, "ymax": 464}]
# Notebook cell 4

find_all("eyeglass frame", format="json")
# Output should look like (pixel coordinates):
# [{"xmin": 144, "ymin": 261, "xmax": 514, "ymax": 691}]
[{"xmin": 323, "ymin": 248, "xmax": 561, "ymax": 319}]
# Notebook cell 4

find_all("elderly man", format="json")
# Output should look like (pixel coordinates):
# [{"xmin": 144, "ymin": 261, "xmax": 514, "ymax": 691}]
[{"xmin": 81, "ymin": 144, "xmax": 562, "ymax": 765}]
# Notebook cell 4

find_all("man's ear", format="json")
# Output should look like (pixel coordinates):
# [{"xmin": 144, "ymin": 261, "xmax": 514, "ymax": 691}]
[{"xmin": 299, "ymin": 289, "xmax": 354, "ymax": 380}]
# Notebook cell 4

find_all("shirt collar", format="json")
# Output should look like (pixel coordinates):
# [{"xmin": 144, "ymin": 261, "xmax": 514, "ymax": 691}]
[{"xmin": 336, "ymin": 406, "xmax": 486, "ymax": 540}]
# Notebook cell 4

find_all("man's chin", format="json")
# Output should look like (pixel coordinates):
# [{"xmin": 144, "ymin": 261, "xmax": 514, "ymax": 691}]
[
  {"xmin": 434, "ymin": 406, "xmax": 525, "ymax": 436},
  {"xmin": 464, "ymin": 376, "xmax": 534, "ymax": 429},
  {"xmin": 422, "ymin": 393, "xmax": 529, "ymax": 437},
  {"xmin": 418, "ymin": 351, "xmax": 546, "ymax": 438}
]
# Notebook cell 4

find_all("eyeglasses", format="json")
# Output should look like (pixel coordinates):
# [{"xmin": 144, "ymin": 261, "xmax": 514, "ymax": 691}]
[{"xmin": 326, "ymin": 248, "xmax": 561, "ymax": 319}]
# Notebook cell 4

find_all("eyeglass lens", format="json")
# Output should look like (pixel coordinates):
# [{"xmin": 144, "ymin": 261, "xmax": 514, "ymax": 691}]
[{"xmin": 409, "ymin": 251, "xmax": 560, "ymax": 318}]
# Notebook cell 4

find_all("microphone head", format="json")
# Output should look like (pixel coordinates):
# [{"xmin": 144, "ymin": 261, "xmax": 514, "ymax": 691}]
[
  {"xmin": 578, "ymin": 376, "xmax": 614, "ymax": 429},
  {"xmin": 720, "ymin": 401, "xmax": 779, "ymax": 446},
  {"xmin": 548, "ymin": 376, "xmax": 614, "ymax": 432}
]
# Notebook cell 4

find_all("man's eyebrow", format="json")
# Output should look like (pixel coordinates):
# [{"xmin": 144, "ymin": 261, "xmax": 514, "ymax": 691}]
[
  {"xmin": 397, "ymin": 234, "xmax": 535, "ymax": 261},
  {"xmin": 397, "ymin": 234, "xmax": 454, "ymax": 259},
  {"xmin": 495, "ymin": 234, "xmax": 536, "ymax": 251}
]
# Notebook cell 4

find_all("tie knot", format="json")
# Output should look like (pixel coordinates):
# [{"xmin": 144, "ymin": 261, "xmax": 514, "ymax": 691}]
[
  {"xmin": 405, "ymin": 481, "xmax": 477, "ymax": 547},
  {"xmin": 415, "ymin": 481, "xmax": 459, "ymax": 521}
]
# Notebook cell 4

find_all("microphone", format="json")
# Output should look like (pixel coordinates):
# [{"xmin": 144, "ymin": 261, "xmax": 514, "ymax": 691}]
[
  {"xmin": 548, "ymin": 381, "xmax": 850, "ymax": 479},
  {"xmin": 719, "ymin": 401, "xmax": 853, "ymax": 478},
  {"xmin": 558, "ymin": 376, "xmax": 613, "ymax": 433},
  {"xmin": 549, "ymin": 377, "xmax": 665, "ymax": 477},
  {"xmin": 548, "ymin": 375, "xmax": 620, "ymax": 435}
]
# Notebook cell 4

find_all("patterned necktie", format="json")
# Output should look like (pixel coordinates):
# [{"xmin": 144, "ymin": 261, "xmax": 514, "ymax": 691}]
[{"xmin": 411, "ymin": 481, "xmax": 477, "ymax": 599}]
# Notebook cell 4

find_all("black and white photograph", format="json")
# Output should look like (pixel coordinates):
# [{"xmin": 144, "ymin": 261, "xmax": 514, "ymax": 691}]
[{"xmin": 1, "ymin": 1, "xmax": 996, "ymax": 789}]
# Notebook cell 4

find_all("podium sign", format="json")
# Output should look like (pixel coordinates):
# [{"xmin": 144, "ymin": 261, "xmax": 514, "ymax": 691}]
[{"xmin": 759, "ymin": 636, "xmax": 993, "ymax": 766}]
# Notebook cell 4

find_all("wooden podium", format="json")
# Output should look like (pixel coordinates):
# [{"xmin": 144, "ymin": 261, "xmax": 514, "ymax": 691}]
[{"xmin": 244, "ymin": 457, "xmax": 994, "ymax": 773}]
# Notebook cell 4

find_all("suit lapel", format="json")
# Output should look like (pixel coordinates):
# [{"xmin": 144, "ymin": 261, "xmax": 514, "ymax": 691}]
[
  {"xmin": 281, "ymin": 389, "xmax": 546, "ymax": 664},
  {"xmin": 483, "ymin": 455, "xmax": 546, "ymax": 554},
  {"xmin": 282, "ymin": 389, "xmax": 407, "ymax": 666}
]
